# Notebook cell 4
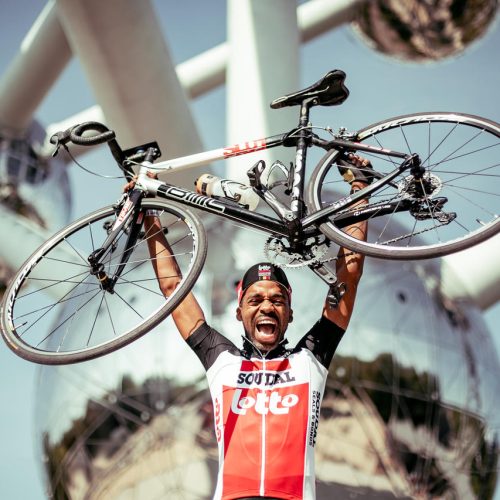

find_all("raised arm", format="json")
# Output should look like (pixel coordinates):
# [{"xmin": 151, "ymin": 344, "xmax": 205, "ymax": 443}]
[
  {"xmin": 322, "ymin": 154, "xmax": 371, "ymax": 330},
  {"xmin": 143, "ymin": 215, "xmax": 205, "ymax": 340},
  {"xmin": 123, "ymin": 174, "xmax": 205, "ymax": 340}
]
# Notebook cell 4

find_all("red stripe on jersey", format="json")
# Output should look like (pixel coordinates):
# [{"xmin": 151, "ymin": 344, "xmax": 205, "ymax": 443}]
[
  {"xmin": 221, "ymin": 383, "xmax": 309, "ymax": 499},
  {"xmin": 240, "ymin": 359, "xmax": 291, "ymax": 372}
]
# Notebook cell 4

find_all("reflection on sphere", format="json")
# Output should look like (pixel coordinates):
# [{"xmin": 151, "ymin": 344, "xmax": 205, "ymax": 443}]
[
  {"xmin": 0, "ymin": 120, "xmax": 71, "ymax": 232},
  {"xmin": 352, "ymin": 0, "xmax": 498, "ymax": 62},
  {"xmin": 35, "ymin": 222, "xmax": 500, "ymax": 499}
]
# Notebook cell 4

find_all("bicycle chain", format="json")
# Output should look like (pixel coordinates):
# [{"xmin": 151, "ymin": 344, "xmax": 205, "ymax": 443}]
[
  {"xmin": 354, "ymin": 197, "xmax": 454, "ymax": 245},
  {"xmin": 375, "ymin": 219, "xmax": 452, "ymax": 245},
  {"xmin": 265, "ymin": 193, "xmax": 450, "ymax": 265},
  {"xmin": 334, "ymin": 195, "xmax": 454, "ymax": 245}
]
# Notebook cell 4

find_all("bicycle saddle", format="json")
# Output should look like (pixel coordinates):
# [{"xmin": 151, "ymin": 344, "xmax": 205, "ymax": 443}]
[{"xmin": 270, "ymin": 69, "xmax": 349, "ymax": 109}]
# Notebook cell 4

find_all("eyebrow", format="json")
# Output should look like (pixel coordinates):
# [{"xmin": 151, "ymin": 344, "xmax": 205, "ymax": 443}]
[{"xmin": 246, "ymin": 292, "xmax": 287, "ymax": 301}]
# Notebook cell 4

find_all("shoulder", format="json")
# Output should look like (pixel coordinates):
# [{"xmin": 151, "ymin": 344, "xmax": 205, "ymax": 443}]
[
  {"xmin": 186, "ymin": 322, "xmax": 240, "ymax": 371},
  {"xmin": 294, "ymin": 316, "xmax": 346, "ymax": 369}
]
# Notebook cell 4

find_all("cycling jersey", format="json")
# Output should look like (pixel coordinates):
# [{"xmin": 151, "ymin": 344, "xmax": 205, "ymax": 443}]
[{"xmin": 187, "ymin": 316, "xmax": 345, "ymax": 500}]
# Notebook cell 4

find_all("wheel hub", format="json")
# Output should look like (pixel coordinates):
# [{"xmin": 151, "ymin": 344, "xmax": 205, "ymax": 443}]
[{"xmin": 398, "ymin": 172, "xmax": 442, "ymax": 199}]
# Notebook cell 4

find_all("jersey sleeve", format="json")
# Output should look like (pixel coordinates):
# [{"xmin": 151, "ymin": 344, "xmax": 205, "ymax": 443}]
[
  {"xmin": 295, "ymin": 316, "xmax": 345, "ymax": 369},
  {"xmin": 186, "ymin": 322, "xmax": 238, "ymax": 371}
]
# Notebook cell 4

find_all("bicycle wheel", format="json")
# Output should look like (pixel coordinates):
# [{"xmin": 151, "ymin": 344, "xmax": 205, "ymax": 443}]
[
  {"xmin": 1, "ymin": 199, "xmax": 207, "ymax": 364},
  {"xmin": 306, "ymin": 112, "xmax": 500, "ymax": 259}
]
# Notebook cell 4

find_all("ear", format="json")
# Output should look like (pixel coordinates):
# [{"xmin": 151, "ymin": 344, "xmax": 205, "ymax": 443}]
[
  {"xmin": 236, "ymin": 306, "xmax": 242, "ymax": 322},
  {"xmin": 288, "ymin": 308, "xmax": 294, "ymax": 324}
]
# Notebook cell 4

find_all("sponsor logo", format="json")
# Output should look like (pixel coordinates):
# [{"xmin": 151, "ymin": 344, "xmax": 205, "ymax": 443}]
[
  {"xmin": 290, "ymin": 149, "xmax": 304, "ymax": 211},
  {"xmin": 352, "ymin": 204, "xmax": 392, "ymax": 216},
  {"xmin": 230, "ymin": 388, "xmax": 299, "ymax": 415},
  {"xmin": 214, "ymin": 397, "xmax": 222, "ymax": 442},
  {"xmin": 7, "ymin": 250, "xmax": 44, "ymax": 329},
  {"xmin": 223, "ymin": 139, "xmax": 267, "ymax": 158},
  {"xmin": 112, "ymin": 199, "xmax": 133, "ymax": 231},
  {"xmin": 236, "ymin": 370, "xmax": 296, "ymax": 386},
  {"xmin": 309, "ymin": 390, "xmax": 321, "ymax": 446},
  {"xmin": 159, "ymin": 185, "xmax": 226, "ymax": 213},
  {"xmin": 237, "ymin": 359, "xmax": 295, "ymax": 386},
  {"xmin": 258, "ymin": 264, "xmax": 271, "ymax": 280}
]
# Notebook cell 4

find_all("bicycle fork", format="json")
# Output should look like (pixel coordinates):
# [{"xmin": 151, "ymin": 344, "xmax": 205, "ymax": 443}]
[{"xmin": 88, "ymin": 189, "xmax": 145, "ymax": 293}]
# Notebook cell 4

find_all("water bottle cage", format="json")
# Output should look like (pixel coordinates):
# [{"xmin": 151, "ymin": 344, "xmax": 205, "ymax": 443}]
[{"xmin": 247, "ymin": 160, "xmax": 266, "ymax": 189}]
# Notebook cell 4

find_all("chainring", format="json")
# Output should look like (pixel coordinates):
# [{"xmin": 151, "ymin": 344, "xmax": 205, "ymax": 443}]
[{"xmin": 264, "ymin": 236, "xmax": 331, "ymax": 268}]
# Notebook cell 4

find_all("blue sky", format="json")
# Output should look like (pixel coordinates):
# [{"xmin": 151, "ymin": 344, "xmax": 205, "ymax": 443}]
[{"xmin": 1, "ymin": 1, "xmax": 499, "ymax": 498}]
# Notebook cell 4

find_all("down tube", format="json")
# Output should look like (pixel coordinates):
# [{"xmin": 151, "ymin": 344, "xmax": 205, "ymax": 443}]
[{"xmin": 155, "ymin": 183, "xmax": 288, "ymax": 237}]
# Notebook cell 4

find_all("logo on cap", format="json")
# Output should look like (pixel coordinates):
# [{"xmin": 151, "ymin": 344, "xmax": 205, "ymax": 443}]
[{"xmin": 258, "ymin": 264, "xmax": 272, "ymax": 280}]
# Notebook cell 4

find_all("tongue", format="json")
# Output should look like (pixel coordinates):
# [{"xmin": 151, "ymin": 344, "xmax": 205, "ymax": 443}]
[{"xmin": 257, "ymin": 324, "xmax": 275, "ymax": 335}]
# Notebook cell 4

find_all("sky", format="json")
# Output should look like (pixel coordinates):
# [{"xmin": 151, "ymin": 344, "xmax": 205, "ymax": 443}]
[{"xmin": 0, "ymin": 1, "xmax": 499, "ymax": 498}]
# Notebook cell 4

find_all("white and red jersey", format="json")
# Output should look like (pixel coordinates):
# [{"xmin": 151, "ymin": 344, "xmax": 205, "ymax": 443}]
[{"xmin": 187, "ymin": 317, "xmax": 344, "ymax": 500}]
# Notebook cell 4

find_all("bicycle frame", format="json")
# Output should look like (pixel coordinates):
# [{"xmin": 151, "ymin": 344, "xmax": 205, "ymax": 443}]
[
  {"xmin": 131, "ymin": 137, "xmax": 419, "ymax": 242},
  {"xmin": 90, "ymin": 101, "xmax": 422, "ymax": 291}
]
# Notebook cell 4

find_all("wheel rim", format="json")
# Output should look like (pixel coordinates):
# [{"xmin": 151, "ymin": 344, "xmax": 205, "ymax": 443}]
[
  {"xmin": 312, "ymin": 113, "xmax": 500, "ymax": 257},
  {"xmin": 3, "ymin": 201, "xmax": 203, "ymax": 362}
]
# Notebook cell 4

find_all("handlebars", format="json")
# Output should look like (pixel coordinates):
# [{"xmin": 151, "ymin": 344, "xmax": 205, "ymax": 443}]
[{"xmin": 50, "ymin": 121, "xmax": 161, "ymax": 181}]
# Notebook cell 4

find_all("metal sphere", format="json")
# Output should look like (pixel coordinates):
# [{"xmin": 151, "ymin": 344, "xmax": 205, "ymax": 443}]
[
  {"xmin": 34, "ymin": 221, "xmax": 500, "ymax": 499},
  {"xmin": 352, "ymin": 0, "xmax": 499, "ymax": 62},
  {"xmin": 0, "ymin": 120, "xmax": 71, "ymax": 232}
]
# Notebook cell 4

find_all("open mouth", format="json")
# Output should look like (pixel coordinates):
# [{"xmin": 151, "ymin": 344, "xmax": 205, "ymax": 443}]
[{"xmin": 256, "ymin": 320, "xmax": 277, "ymax": 337}]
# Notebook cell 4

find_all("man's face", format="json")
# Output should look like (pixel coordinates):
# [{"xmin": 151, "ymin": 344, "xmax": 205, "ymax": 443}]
[{"xmin": 236, "ymin": 281, "xmax": 293, "ymax": 353}]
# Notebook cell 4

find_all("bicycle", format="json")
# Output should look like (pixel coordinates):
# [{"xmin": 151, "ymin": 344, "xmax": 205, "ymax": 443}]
[{"xmin": 1, "ymin": 69, "xmax": 499, "ymax": 365}]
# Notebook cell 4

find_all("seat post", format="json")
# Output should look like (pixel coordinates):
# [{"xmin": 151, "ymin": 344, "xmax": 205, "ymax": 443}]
[{"xmin": 290, "ymin": 99, "xmax": 315, "ymax": 220}]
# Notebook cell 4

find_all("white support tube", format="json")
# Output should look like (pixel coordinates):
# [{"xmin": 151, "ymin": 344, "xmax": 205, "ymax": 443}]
[
  {"xmin": 45, "ymin": 0, "xmax": 364, "ymax": 148},
  {"xmin": 55, "ymin": 0, "xmax": 203, "ymax": 188},
  {"xmin": 226, "ymin": 0, "xmax": 300, "ymax": 182},
  {"xmin": 440, "ymin": 234, "xmax": 500, "ymax": 311},
  {"xmin": 0, "ymin": 0, "xmax": 71, "ymax": 136},
  {"xmin": 299, "ymin": 0, "xmax": 369, "ymax": 42}
]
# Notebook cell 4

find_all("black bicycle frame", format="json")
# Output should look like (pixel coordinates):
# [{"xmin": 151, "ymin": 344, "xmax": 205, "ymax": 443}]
[
  {"xmin": 90, "ymin": 115, "xmax": 419, "ymax": 273},
  {"xmin": 151, "ymin": 149, "xmax": 419, "ymax": 242}
]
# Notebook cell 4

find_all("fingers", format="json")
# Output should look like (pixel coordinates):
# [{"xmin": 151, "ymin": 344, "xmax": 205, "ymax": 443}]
[
  {"xmin": 122, "ymin": 170, "xmax": 158, "ymax": 193},
  {"xmin": 123, "ymin": 175, "xmax": 138, "ymax": 193},
  {"xmin": 347, "ymin": 153, "xmax": 371, "ymax": 168}
]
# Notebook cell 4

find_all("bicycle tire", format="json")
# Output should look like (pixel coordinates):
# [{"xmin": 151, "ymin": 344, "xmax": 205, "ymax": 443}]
[
  {"xmin": 1, "ymin": 199, "xmax": 207, "ymax": 364},
  {"xmin": 306, "ymin": 112, "xmax": 500, "ymax": 259}
]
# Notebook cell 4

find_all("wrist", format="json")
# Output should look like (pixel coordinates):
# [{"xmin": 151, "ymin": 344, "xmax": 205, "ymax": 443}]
[{"xmin": 350, "ymin": 181, "xmax": 368, "ymax": 193}]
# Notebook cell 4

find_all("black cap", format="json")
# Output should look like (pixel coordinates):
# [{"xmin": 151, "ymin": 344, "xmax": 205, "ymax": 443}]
[{"xmin": 236, "ymin": 262, "xmax": 291, "ymax": 303}]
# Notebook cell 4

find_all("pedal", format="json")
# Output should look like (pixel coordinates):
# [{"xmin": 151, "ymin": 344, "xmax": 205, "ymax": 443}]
[{"xmin": 327, "ymin": 282, "xmax": 347, "ymax": 308}]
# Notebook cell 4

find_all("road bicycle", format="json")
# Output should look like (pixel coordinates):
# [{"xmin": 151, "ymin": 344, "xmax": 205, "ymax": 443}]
[{"xmin": 1, "ymin": 69, "xmax": 499, "ymax": 364}]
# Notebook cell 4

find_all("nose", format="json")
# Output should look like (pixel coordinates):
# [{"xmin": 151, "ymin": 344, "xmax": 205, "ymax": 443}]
[{"xmin": 259, "ymin": 298, "xmax": 275, "ymax": 313}]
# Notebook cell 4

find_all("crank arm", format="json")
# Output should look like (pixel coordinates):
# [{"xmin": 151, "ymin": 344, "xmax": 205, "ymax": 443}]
[{"xmin": 309, "ymin": 263, "xmax": 346, "ymax": 308}]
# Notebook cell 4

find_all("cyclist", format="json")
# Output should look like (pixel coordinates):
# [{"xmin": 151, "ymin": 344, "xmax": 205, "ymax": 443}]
[{"xmin": 128, "ymin": 153, "xmax": 372, "ymax": 500}]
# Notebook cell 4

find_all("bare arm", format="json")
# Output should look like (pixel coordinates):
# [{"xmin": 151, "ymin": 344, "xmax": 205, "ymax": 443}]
[
  {"xmin": 143, "ymin": 215, "xmax": 205, "ymax": 340},
  {"xmin": 322, "ymin": 156, "xmax": 370, "ymax": 330}
]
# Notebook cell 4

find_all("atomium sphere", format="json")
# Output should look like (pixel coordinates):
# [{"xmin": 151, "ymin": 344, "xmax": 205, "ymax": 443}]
[
  {"xmin": 0, "ymin": 120, "xmax": 71, "ymax": 290},
  {"xmin": 0, "ymin": 119, "xmax": 71, "ymax": 232},
  {"xmin": 34, "ymin": 221, "xmax": 500, "ymax": 499},
  {"xmin": 352, "ymin": 0, "xmax": 499, "ymax": 63}
]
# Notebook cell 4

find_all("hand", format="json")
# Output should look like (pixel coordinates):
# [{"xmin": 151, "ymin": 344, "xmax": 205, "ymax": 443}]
[
  {"xmin": 337, "ymin": 153, "xmax": 374, "ymax": 186},
  {"xmin": 123, "ymin": 175, "xmax": 138, "ymax": 193},
  {"xmin": 122, "ymin": 171, "xmax": 158, "ymax": 193}
]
